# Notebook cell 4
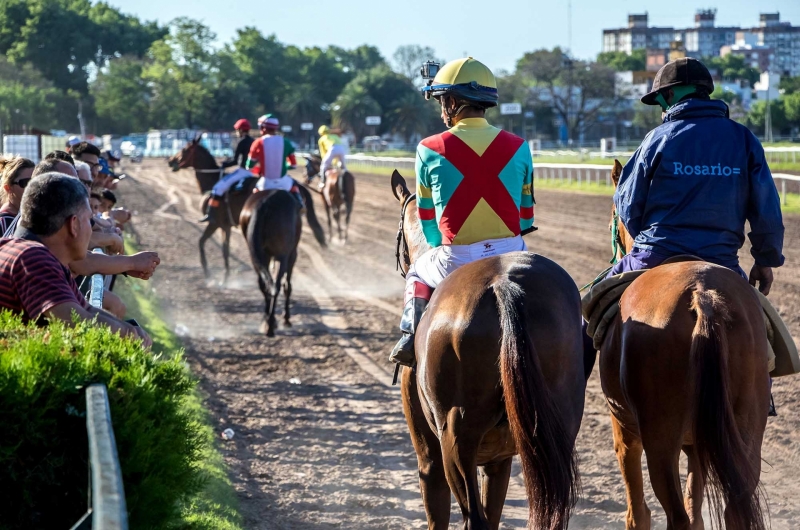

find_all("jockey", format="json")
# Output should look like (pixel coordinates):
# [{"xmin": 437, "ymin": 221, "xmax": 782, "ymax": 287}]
[
  {"xmin": 389, "ymin": 57, "xmax": 535, "ymax": 367},
  {"xmin": 199, "ymin": 118, "xmax": 257, "ymax": 222},
  {"xmin": 586, "ymin": 57, "xmax": 785, "ymax": 412},
  {"xmin": 246, "ymin": 114, "xmax": 305, "ymax": 209},
  {"xmin": 317, "ymin": 125, "xmax": 348, "ymax": 188}
]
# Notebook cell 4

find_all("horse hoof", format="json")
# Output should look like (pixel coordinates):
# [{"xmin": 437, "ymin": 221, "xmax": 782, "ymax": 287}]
[
  {"xmin": 284, "ymin": 319, "xmax": 292, "ymax": 328},
  {"xmin": 259, "ymin": 321, "xmax": 269, "ymax": 334},
  {"xmin": 266, "ymin": 329, "xmax": 276, "ymax": 337}
]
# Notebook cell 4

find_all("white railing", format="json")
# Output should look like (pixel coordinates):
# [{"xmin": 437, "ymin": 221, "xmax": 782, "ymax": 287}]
[
  {"xmin": 88, "ymin": 248, "xmax": 106, "ymax": 309},
  {"xmin": 70, "ymin": 384, "xmax": 128, "ymax": 530}
]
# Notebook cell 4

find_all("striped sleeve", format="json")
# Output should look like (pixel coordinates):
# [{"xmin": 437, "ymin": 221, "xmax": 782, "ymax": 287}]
[
  {"xmin": 520, "ymin": 148, "xmax": 534, "ymax": 231},
  {"xmin": 13, "ymin": 246, "xmax": 86, "ymax": 320},
  {"xmin": 415, "ymin": 148, "xmax": 441, "ymax": 247}
]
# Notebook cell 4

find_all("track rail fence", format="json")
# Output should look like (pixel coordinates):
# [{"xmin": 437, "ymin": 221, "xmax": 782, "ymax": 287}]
[{"xmin": 70, "ymin": 248, "xmax": 127, "ymax": 529}]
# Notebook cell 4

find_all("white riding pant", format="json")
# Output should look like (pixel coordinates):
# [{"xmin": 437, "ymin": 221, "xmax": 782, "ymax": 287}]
[
  {"xmin": 211, "ymin": 168, "xmax": 253, "ymax": 196},
  {"xmin": 321, "ymin": 144, "xmax": 348, "ymax": 173},
  {"xmin": 256, "ymin": 175, "xmax": 295, "ymax": 192},
  {"xmin": 405, "ymin": 235, "xmax": 527, "ymax": 298}
]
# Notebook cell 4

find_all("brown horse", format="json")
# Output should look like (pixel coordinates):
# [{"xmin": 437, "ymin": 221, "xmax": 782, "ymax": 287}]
[
  {"xmin": 391, "ymin": 170, "xmax": 585, "ymax": 530},
  {"xmin": 168, "ymin": 137, "xmax": 258, "ymax": 283},
  {"xmin": 601, "ymin": 160, "xmax": 769, "ymax": 530},
  {"xmin": 239, "ymin": 184, "xmax": 326, "ymax": 336},
  {"xmin": 304, "ymin": 154, "xmax": 355, "ymax": 242}
]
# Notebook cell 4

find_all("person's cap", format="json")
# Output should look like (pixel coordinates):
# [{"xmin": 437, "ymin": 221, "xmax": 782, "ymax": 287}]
[
  {"xmin": 103, "ymin": 149, "xmax": 121, "ymax": 162},
  {"xmin": 98, "ymin": 157, "xmax": 114, "ymax": 176},
  {"xmin": 234, "ymin": 118, "xmax": 252, "ymax": 131},
  {"xmin": 318, "ymin": 125, "xmax": 330, "ymax": 136},
  {"xmin": 66, "ymin": 136, "xmax": 80, "ymax": 147},
  {"xmin": 258, "ymin": 114, "xmax": 279, "ymax": 129},
  {"xmin": 641, "ymin": 57, "xmax": 714, "ymax": 106}
]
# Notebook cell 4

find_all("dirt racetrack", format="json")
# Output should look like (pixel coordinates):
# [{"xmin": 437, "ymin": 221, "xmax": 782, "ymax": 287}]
[{"xmin": 118, "ymin": 159, "xmax": 800, "ymax": 529}]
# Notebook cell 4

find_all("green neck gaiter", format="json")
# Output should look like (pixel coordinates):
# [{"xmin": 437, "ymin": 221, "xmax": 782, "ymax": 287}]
[{"xmin": 656, "ymin": 85, "xmax": 698, "ymax": 111}]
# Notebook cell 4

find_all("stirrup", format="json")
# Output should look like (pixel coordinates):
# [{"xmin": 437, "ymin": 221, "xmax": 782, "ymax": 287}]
[{"xmin": 769, "ymin": 394, "xmax": 778, "ymax": 417}]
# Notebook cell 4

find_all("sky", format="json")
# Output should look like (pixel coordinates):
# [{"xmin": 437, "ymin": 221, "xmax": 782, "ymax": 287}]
[{"xmin": 107, "ymin": 0, "xmax": 800, "ymax": 72}]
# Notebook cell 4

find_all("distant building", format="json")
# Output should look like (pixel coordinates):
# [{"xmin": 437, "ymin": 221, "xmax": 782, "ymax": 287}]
[
  {"xmin": 602, "ymin": 11, "xmax": 800, "ymax": 76},
  {"xmin": 720, "ymin": 42, "xmax": 774, "ymax": 72},
  {"xmin": 603, "ymin": 14, "xmax": 675, "ymax": 54}
]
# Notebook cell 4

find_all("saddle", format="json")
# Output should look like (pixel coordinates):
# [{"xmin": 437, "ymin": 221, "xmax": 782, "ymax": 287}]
[
  {"xmin": 581, "ymin": 256, "xmax": 800, "ymax": 377},
  {"xmin": 231, "ymin": 176, "xmax": 258, "ymax": 194}
]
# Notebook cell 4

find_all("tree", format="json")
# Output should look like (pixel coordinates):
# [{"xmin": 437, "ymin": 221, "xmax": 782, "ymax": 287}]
[
  {"xmin": 597, "ymin": 49, "xmax": 646, "ymax": 72},
  {"xmin": 704, "ymin": 54, "xmax": 760, "ymax": 88},
  {"xmin": 784, "ymin": 92, "xmax": 800, "ymax": 130},
  {"xmin": 143, "ymin": 18, "xmax": 218, "ymax": 128},
  {"xmin": 332, "ymin": 83, "xmax": 381, "ymax": 139},
  {"xmin": 393, "ymin": 45, "xmax": 441, "ymax": 85},
  {"xmin": 632, "ymin": 105, "xmax": 662, "ymax": 131},
  {"xmin": 517, "ymin": 48, "xmax": 618, "ymax": 141},
  {"xmin": 780, "ymin": 76, "xmax": 800, "ymax": 95},
  {"xmin": 745, "ymin": 99, "xmax": 788, "ymax": 135},
  {"xmin": 91, "ymin": 56, "xmax": 151, "ymax": 134},
  {"xmin": 0, "ymin": 0, "xmax": 163, "ymax": 94}
]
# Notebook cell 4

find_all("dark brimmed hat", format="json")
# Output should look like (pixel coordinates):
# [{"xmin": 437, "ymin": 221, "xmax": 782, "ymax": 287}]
[{"xmin": 641, "ymin": 57, "xmax": 714, "ymax": 105}]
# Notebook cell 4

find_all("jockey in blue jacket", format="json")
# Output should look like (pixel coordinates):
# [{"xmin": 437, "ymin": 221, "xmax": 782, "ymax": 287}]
[{"xmin": 585, "ymin": 58, "xmax": 785, "ymax": 413}]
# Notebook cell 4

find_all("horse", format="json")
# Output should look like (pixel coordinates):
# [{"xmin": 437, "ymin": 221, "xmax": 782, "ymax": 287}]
[
  {"xmin": 239, "ymin": 184, "xmax": 326, "ymax": 336},
  {"xmin": 390, "ymin": 170, "xmax": 585, "ymax": 530},
  {"xmin": 304, "ymin": 154, "xmax": 355, "ymax": 242},
  {"xmin": 168, "ymin": 136, "xmax": 258, "ymax": 284},
  {"xmin": 601, "ymin": 159, "xmax": 769, "ymax": 530}
]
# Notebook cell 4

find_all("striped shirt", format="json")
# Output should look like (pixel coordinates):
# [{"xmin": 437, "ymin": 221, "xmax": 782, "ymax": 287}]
[{"xmin": 0, "ymin": 238, "xmax": 89, "ymax": 322}]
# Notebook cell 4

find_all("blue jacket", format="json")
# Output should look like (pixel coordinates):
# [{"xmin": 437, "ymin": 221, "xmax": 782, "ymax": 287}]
[{"xmin": 615, "ymin": 98, "xmax": 784, "ymax": 268}]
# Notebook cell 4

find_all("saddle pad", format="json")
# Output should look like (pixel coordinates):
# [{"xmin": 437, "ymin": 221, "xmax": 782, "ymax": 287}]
[
  {"xmin": 757, "ymin": 290, "xmax": 800, "ymax": 377},
  {"xmin": 581, "ymin": 270, "xmax": 646, "ymax": 349}
]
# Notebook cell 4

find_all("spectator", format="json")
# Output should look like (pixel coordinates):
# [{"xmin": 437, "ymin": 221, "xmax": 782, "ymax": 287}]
[
  {"xmin": 0, "ymin": 156, "xmax": 34, "ymax": 235},
  {"xmin": 65, "ymin": 136, "xmax": 80, "ymax": 153},
  {"xmin": 99, "ymin": 190, "xmax": 117, "ymax": 213},
  {"xmin": 45, "ymin": 150, "xmax": 76, "ymax": 166},
  {"xmin": 72, "ymin": 142, "xmax": 103, "ymax": 187},
  {"xmin": 34, "ymin": 158, "xmax": 78, "ymax": 179},
  {"xmin": 89, "ymin": 192, "xmax": 102, "ymax": 215},
  {"xmin": 0, "ymin": 173, "xmax": 150, "ymax": 346},
  {"xmin": 73, "ymin": 161, "xmax": 94, "ymax": 190}
]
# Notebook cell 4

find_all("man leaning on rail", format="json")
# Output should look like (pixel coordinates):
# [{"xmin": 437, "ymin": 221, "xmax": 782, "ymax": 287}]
[
  {"xmin": 0, "ymin": 173, "xmax": 151, "ymax": 348},
  {"xmin": 582, "ymin": 57, "xmax": 786, "ymax": 414}
]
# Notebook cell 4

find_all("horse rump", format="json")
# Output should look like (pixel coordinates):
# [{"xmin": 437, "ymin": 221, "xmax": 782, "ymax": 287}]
[
  {"xmin": 495, "ymin": 279, "xmax": 579, "ymax": 530},
  {"xmin": 690, "ymin": 288, "xmax": 766, "ymax": 530}
]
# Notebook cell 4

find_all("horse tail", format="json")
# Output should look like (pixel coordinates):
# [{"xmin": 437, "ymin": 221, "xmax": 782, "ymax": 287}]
[
  {"xmin": 495, "ymin": 279, "xmax": 578, "ymax": 530},
  {"xmin": 690, "ymin": 288, "xmax": 765, "ymax": 530},
  {"xmin": 297, "ymin": 184, "xmax": 326, "ymax": 247}
]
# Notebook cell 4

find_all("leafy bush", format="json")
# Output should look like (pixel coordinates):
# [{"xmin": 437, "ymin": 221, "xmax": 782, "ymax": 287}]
[{"xmin": 0, "ymin": 311, "xmax": 205, "ymax": 529}]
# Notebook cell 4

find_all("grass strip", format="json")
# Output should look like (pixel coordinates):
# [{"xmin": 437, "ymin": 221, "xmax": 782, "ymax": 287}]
[{"xmin": 116, "ymin": 238, "xmax": 244, "ymax": 530}]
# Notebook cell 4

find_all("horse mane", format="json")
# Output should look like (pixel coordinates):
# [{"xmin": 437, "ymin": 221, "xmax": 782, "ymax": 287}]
[{"xmin": 192, "ymin": 142, "xmax": 219, "ymax": 169}]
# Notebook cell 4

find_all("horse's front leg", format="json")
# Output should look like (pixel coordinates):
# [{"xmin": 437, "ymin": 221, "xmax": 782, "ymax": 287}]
[
  {"xmin": 221, "ymin": 226, "xmax": 231, "ymax": 286},
  {"xmin": 199, "ymin": 222, "xmax": 216, "ymax": 279}
]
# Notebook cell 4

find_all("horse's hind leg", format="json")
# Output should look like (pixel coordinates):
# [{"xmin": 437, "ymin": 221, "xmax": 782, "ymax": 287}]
[
  {"xmin": 324, "ymin": 201, "xmax": 332, "ymax": 242},
  {"xmin": 199, "ymin": 222, "xmax": 216, "ymax": 279},
  {"xmin": 611, "ymin": 416, "xmax": 651, "ymax": 530},
  {"xmin": 643, "ymin": 435, "xmax": 690, "ymax": 530},
  {"xmin": 400, "ymin": 368, "xmax": 450, "ymax": 529},
  {"xmin": 480, "ymin": 458, "xmax": 512, "ymax": 530},
  {"xmin": 682, "ymin": 445, "xmax": 705, "ymax": 530},
  {"xmin": 221, "ymin": 226, "xmax": 231, "ymax": 286},
  {"xmin": 441, "ymin": 410, "xmax": 489, "ymax": 529},
  {"xmin": 257, "ymin": 268, "xmax": 273, "ymax": 335},
  {"xmin": 283, "ymin": 249, "xmax": 297, "ymax": 327}
]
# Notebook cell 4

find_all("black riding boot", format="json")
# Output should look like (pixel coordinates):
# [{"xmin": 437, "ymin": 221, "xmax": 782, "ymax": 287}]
[
  {"xmin": 199, "ymin": 195, "xmax": 221, "ymax": 223},
  {"xmin": 389, "ymin": 297, "xmax": 429, "ymax": 367}
]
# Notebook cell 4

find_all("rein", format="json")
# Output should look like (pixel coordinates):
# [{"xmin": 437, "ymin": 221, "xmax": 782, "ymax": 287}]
[
  {"xmin": 395, "ymin": 193, "xmax": 417, "ymax": 279},
  {"xmin": 578, "ymin": 210, "xmax": 626, "ymax": 293}
]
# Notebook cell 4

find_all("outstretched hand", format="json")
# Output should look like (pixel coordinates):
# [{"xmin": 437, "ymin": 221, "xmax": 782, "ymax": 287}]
[{"xmin": 749, "ymin": 264, "xmax": 774, "ymax": 296}]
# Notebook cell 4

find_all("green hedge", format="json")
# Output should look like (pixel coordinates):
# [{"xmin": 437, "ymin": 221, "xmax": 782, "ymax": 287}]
[{"xmin": 0, "ymin": 311, "xmax": 206, "ymax": 529}]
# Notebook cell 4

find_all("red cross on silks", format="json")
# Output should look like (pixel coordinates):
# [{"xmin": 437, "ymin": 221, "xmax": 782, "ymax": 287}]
[{"xmin": 421, "ymin": 131, "xmax": 524, "ymax": 244}]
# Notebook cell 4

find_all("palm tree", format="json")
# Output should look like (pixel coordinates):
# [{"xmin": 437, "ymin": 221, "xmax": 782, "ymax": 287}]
[{"xmin": 332, "ymin": 83, "xmax": 381, "ymax": 140}]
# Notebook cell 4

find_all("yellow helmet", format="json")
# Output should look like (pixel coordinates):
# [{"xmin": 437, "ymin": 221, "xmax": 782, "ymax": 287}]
[
  {"xmin": 421, "ymin": 57, "xmax": 498, "ymax": 108},
  {"xmin": 318, "ymin": 125, "xmax": 330, "ymax": 136}
]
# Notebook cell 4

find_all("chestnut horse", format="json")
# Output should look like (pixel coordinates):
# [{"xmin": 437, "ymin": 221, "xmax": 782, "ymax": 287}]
[
  {"xmin": 168, "ymin": 137, "xmax": 257, "ymax": 283},
  {"xmin": 304, "ymin": 154, "xmax": 355, "ymax": 242},
  {"xmin": 601, "ymin": 160, "xmax": 769, "ymax": 530},
  {"xmin": 391, "ymin": 170, "xmax": 585, "ymax": 530}
]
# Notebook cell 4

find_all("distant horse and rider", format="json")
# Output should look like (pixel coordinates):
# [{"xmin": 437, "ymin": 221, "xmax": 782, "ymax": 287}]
[
  {"xmin": 168, "ymin": 136, "xmax": 325, "ymax": 336},
  {"xmin": 304, "ymin": 153, "xmax": 356, "ymax": 243}
]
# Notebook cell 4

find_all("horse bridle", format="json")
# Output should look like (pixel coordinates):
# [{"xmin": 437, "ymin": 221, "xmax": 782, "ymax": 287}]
[{"xmin": 395, "ymin": 193, "xmax": 417, "ymax": 278}]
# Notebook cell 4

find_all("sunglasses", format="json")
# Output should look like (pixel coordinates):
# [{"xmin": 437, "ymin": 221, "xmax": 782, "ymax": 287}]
[{"xmin": 13, "ymin": 178, "xmax": 31, "ymax": 189}]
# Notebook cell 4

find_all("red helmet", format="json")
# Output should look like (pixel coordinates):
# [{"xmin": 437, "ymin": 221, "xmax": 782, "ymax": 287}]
[{"xmin": 233, "ymin": 118, "xmax": 252, "ymax": 131}]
